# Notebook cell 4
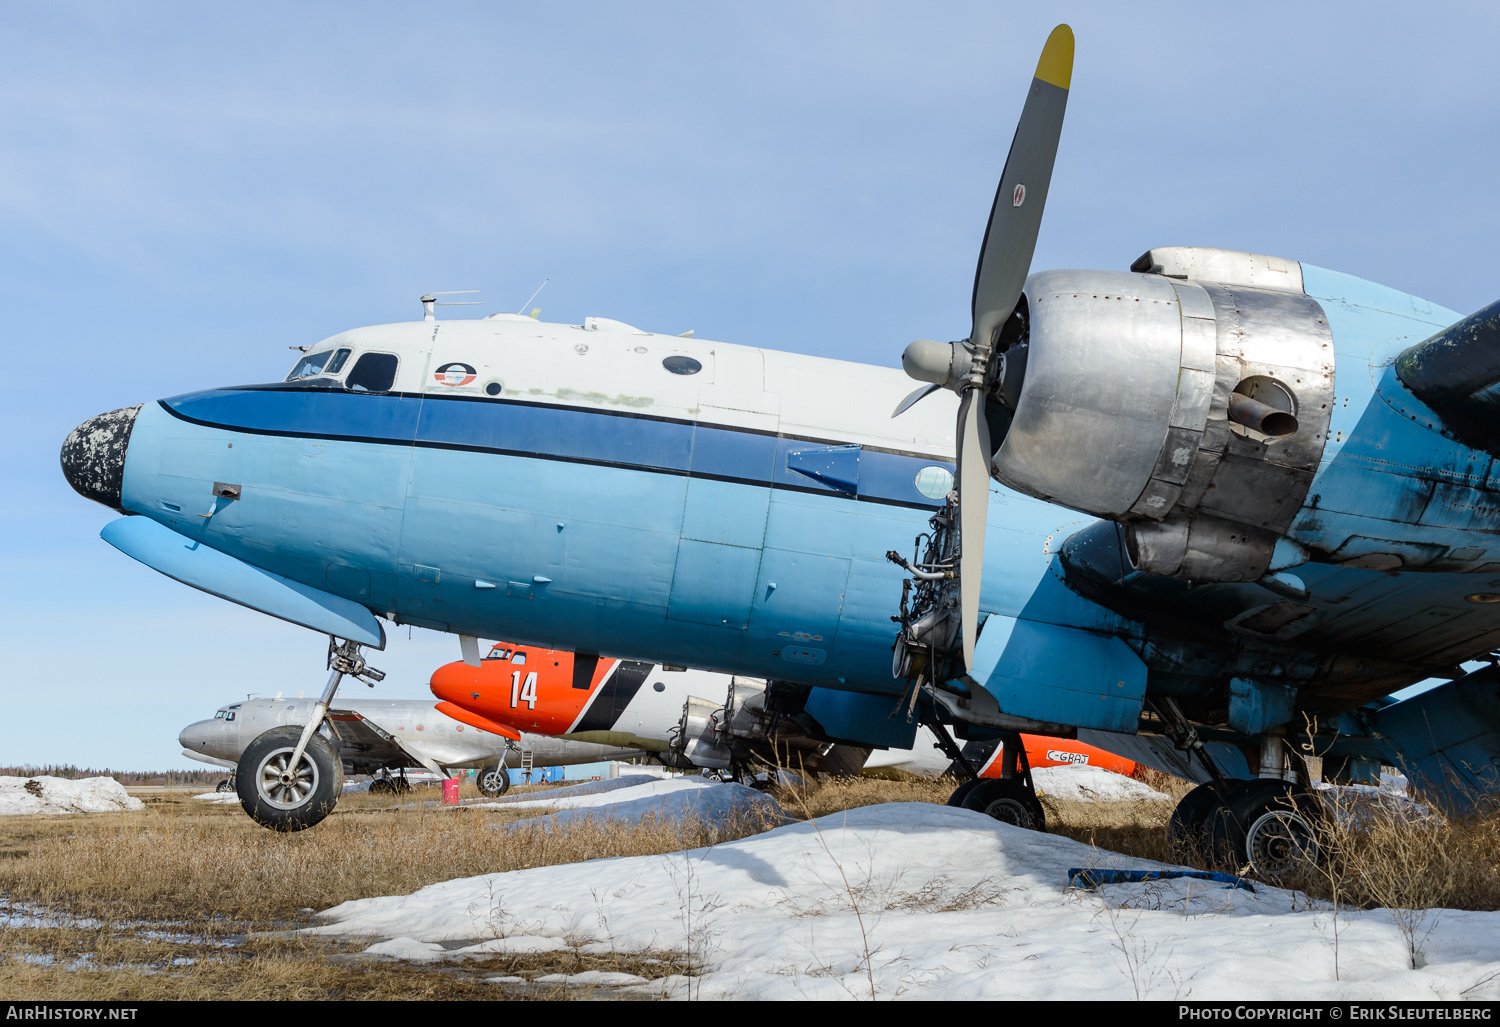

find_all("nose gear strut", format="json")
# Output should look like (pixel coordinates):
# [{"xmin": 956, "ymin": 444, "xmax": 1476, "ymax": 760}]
[{"xmin": 283, "ymin": 638, "xmax": 386, "ymax": 776}]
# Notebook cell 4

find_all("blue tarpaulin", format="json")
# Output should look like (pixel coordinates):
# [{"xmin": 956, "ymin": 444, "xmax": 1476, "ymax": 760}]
[{"xmin": 1067, "ymin": 868, "xmax": 1256, "ymax": 893}]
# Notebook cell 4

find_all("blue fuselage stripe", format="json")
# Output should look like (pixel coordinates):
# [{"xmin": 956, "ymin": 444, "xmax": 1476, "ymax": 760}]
[{"xmin": 160, "ymin": 388, "xmax": 951, "ymax": 510}]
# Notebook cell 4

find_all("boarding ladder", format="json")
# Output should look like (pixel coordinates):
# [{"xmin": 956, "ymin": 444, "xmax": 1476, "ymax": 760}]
[{"xmin": 521, "ymin": 748, "xmax": 534, "ymax": 783}]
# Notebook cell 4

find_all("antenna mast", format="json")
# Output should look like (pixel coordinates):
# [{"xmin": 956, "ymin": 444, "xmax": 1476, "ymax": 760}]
[{"xmin": 420, "ymin": 290, "xmax": 481, "ymax": 321}]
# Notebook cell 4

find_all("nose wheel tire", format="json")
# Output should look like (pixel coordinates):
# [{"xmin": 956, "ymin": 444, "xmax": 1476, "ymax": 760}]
[
  {"xmin": 236, "ymin": 726, "xmax": 343, "ymax": 831},
  {"xmin": 959, "ymin": 779, "xmax": 1046, "ymax": 831},
  {"xmin": 477, "ymin": 764, "xmax": 511, "ymax": 797}
]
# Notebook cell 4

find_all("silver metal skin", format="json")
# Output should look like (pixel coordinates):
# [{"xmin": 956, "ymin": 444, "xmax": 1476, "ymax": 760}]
[
  {"xmin": 991, "ymin": 269, "xmax": 1200, "ymax": 517},
  {"xmin": 989, "ymin": 256, "xmax": 1334, "ymax": 584},
  {"xmin": 1132, "ymin": 246, "xmax": 1305, "ymax": 294}
]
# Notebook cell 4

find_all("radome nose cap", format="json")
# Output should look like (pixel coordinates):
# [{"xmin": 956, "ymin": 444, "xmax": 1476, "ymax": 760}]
[
  {"xmin": 61, "ymin": 405, "xmax": 141, "ymax": 511},
  {"xmin": 429, "ymin": 662, "xmax": 483, "ymax": 703}
]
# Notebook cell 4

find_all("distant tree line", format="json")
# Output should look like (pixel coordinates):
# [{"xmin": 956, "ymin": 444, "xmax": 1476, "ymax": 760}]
[{"xmin": 0, "ymin": 765, "xmax": 223, "ymax": 786}]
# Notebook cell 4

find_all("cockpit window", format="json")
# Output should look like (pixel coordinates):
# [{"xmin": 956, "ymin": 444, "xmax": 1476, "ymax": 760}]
[
  {"xmin": 346, "ymin": 352, "xmax": 399, "ymax": 393},
  {"xmin": 215, "ymin": 710, "xmax": 236, "ymax": 721},
  {"xmin": 286, "ymin": 348, "xmax": 352, "ymax": 381},
  {"xmin": 485, "ymin": 646, "xmax": 513, "ymax": 661},
  {"xmin": 511, "ymin": 651, "xmax": 527, "ymax": 665}
]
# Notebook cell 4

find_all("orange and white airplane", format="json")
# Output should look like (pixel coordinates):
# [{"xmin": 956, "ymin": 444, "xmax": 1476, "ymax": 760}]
[{"xmin": 430, "ymin": 643, "xmax": 1136, "ymax": 782}]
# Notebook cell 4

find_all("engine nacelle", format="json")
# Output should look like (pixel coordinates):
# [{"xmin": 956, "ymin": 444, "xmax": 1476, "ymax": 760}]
[{"xmin": 992, "ymin": 251, "xmax": 1334, "ymax": 582}]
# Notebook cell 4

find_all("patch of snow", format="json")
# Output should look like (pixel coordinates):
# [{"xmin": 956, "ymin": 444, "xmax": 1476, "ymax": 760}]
[
  {"xmin": 1030, "ymin": 765, "xmax": 1170, "ymax": 803},
  {"xmin": 310, "ymin": 802, "xmax": 1500, "ymax": 999},
  {"xmin": 534, "ymin": 970, "xmax": 649, "ymax": 986},
  {"xmin": 192, "ymin": 792, "xmax": 239, "ymax": 804},
  {"xmin": 0, "ymin": 777, "xmax": 144, "ymax": 815},
  {"xmin": 361, "ymin": 937, "xmax": 447, "ymax": 961},
  {"xmin": 473, "ymin": 774, "xmax": 788, "ymax": 830}
]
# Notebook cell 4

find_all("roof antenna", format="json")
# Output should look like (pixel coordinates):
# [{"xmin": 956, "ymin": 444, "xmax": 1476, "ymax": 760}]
[
  {"xmin": 517, "ymin": 279, "xmax": 549, "ymax": 316},
  {"xmin": 421, "ymin": 290, "xmax": 481, "ymax": 321}
]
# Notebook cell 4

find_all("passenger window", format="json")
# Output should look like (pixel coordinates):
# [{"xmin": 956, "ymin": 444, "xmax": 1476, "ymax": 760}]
[
  {"xmin": 511, "ymin": 652, "xmax": 527, "ymax": 665},
  {"xmin": 346, "ymin": 352, "xmax": 399, "ymax": 393}
]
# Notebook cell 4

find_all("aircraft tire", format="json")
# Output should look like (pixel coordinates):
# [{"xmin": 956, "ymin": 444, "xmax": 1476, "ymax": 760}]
[
  {"xmin": 236, "ymin": 726, "xmax": 343, "ymax": 832},
  {"xmin": 214, "ymin": 778, "xmax": 232, "ymax": 793},
  {"xmin": 1205, "ymin": 779, "xmax": 1323, "ymax": 878},
  {"xmin": 946, "ymin": 780, "xmax": 982, "ymax": 807},
  {"xmin": 1166, "ymin": 781, "xmax": 1226, "ymax": 864},
  {"xmin": 368, "ymin": 779, "xmax": 394, "ymax": 795},
  {"xmin": 478, "ymin": 764, "xmax": 511, "ymax": 797},
  {"xmin": 960, "ymin": 779, "xmax": 1046, "ymax": 831}
]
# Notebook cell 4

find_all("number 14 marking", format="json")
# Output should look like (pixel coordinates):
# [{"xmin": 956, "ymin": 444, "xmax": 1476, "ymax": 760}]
[{"xmin": 511, "ymin": 671, "xmax": 538, "ymax": 710}]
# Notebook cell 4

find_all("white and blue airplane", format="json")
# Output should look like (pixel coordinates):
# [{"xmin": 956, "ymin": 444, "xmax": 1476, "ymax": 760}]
[{"xmin": 59, "ymin": 25, "xmax": 1500, "ymax": 874}]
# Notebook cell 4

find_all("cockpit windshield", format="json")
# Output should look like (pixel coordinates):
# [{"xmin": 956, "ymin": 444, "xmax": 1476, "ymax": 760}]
[{"xmin": 285, "ymin": 348, "xmax": 352, "ymax": 381}]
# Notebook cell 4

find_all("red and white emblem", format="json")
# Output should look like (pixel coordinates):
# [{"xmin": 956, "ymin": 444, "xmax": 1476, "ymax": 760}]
[
  {"xmin": 1012, "ymin": 183, "xmax": 1026, "ymax": 207},
  {"xmin": 433, "ymin": 362, "xmax": 477, "ymax": 387}
]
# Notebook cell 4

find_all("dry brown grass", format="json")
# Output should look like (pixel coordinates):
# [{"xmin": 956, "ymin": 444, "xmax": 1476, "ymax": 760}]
[
  {"xmin": 12, "ymin": 768, "xmax": 1500, "ymax": 998},
  {"xmin": 0, "ymin": 781, "xmax": 775, "ymax": 999},
  {"xmin": 0, "ymin": 784, "xmax": 779, "ymax": 926}
]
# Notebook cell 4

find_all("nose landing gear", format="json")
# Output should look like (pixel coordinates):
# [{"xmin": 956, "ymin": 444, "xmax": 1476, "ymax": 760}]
[{"xmin": 236, "ymin": 638, "xmax": 384, "ymax": 831}]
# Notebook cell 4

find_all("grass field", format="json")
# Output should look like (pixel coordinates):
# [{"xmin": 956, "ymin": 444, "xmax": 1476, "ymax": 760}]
[{"xmin": 3, "ymin": 770, "xmax": 1489, "ymax": 999}]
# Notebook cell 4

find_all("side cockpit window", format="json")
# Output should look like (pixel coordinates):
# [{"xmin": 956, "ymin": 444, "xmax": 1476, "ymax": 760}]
[
  {"xmin": 286, "ymin": 348, "xmax": 351, "ymax": 381},
  {"xmin": 346, "ymin": 352, "xmax": 399, "ymax": 393}
]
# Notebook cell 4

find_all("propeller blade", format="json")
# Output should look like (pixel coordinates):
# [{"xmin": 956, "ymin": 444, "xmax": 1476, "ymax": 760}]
[
  {"xmin": 956, "ymin": 389, "xmax": 991, "ymax": 671},
  {"xmin": 970, "ymin": 24, "xmax": 1073, "ymax": 352},
  {"xmin": 892, "ymin": 383, "xmax": 941, "ymax": 418}
]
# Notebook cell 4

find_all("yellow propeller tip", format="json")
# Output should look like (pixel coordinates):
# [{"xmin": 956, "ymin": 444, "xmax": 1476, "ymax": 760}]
[{"xmin": 1034, "ymin": 24, "xmax": 1074, "ymax": 91}]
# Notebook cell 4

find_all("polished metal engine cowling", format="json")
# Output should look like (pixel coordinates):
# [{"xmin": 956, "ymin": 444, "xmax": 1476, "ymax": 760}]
[
  {"xmin": 992, "ymin": 255, "xmax": 1334, "ymax": 583},
  {"xmin": 992, "ymin": 269, "xmax": 1216, "ymax": 518}
]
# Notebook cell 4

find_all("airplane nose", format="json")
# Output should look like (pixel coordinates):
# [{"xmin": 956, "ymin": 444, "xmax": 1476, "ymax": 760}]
[
  {"xmin": 178, "ymin": 719, "xmax": 216, "ymax": 754},
  {"xmin": 61, "ymin": 405, "xmax": 142, "ymax": 512},
  {"xmin": 430, "ymin": 661, "xmax": 483, "ymax": 704}
]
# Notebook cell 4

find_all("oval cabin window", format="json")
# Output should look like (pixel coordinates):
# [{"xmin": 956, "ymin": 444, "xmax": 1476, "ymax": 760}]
[{"xmin": 661, "ymin": 355, "xmax": 702, "ymax": 375}]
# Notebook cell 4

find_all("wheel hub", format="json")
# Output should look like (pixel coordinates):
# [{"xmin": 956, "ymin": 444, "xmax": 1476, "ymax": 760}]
[
  {"xmin": 257, "ymin": 748, "xmax": 320, "ymax": 810},
  {"xmin": 1244, "ymin": 809, "xmax": 1320, "ymax": 876}
]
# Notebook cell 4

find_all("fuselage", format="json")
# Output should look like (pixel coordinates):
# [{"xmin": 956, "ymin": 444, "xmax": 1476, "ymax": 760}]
[
  {"xmin": 179, "ymin": 696, "xmax": 635, "ymax": 771},
  {"xmin": 69, "ymin": 260, "xmax": 1500, "ymax": 747}
]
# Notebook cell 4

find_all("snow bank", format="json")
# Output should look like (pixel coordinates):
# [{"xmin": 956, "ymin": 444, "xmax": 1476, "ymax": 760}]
[
  {"xmin": 0, "ymin": 777, "xmax": 144, "ymax": 815},
  {"xmin": 311, "ymin": 801, "xmax": 1500, "ymax": 999},
  {"xmin": 476, "ymin": 774, "xmax": 788, "ymax": 830},
  {"xmin": 1030, "ymin": 764, "xmax": 1169, "ymax": 803},
  {"xmin": 191, "ymin": 791, "xmax": 238, "ymax": 804}
]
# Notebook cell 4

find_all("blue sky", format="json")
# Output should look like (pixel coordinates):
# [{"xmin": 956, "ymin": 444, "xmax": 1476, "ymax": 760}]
[{"xmin": 3, "ymin": 2, "xmax": 1497, "ymax": 768}]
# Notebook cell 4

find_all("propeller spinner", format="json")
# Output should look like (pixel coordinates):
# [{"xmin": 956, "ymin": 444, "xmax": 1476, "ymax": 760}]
[{"xmin": 894, "ymin": 25, "xmax": 1073, "ymax": 674}]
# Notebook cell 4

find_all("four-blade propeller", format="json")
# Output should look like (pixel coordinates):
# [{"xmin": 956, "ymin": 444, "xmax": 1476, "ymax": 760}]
[{"xmin": 898, "ymin": 24, "xmax": 1073, "ymax": 671}]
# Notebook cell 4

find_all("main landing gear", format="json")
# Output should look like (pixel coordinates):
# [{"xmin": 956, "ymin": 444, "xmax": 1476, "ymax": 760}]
[
  {"xmin": 237, "ymin": 638, "xmax": 384, "ymax": 831},
  {"xmin": 1165, "ymin": 725, "xmax": 1323, "ymax": 879},
  {"xmin": 940, "ymin": 727, "xmax": 1046, "ymax": 832}
]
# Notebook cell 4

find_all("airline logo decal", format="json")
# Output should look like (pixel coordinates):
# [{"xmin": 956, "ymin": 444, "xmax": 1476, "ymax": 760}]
[
  {"xmin": 1046, "ymin": 750, "xmax": 1089, "ymax": 765},
  {"xmin": 434, "ymin": 362, "xmax": 477, "ymax": 387},
  {"xmin": 1012, "ymin": 183, "xmax": 1026, "ymax": 207}
]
